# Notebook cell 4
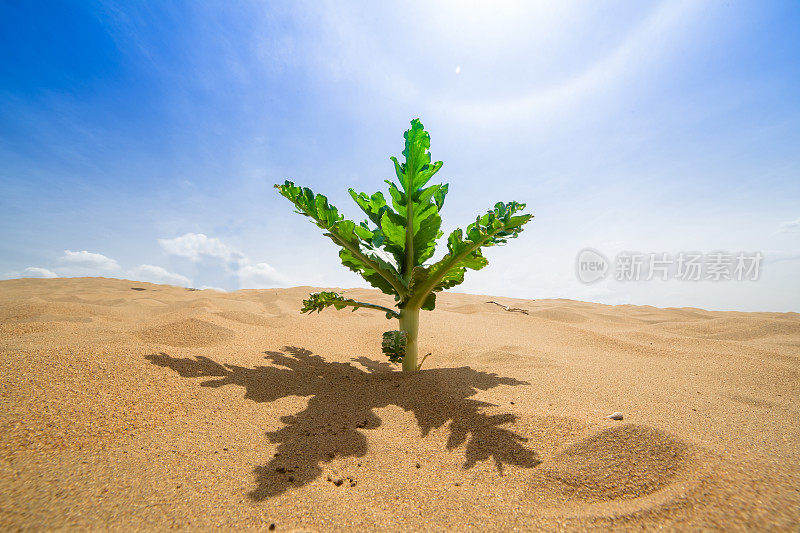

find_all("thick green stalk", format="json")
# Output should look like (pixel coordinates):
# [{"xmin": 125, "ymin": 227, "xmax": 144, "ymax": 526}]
[{"xmin": 399, "ymin": 306, "xmax": 420, "ymax": 372}]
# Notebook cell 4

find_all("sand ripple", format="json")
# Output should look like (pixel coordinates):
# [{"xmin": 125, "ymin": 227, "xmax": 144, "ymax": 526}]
[{"xmin": 135, "ymin": 318, "xmax": 233, "ymax": 347}]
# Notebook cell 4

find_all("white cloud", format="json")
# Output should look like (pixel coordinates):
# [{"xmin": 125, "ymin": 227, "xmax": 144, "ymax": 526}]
[
  {"xmin": 20, "ymin": 267, "xmax": 58, "ymax": 278},
  {"xmin": 159, "ymin": 232, "xmax": 293, "ymax": 289},
  {"xmin": 128, "ymin": 264, "xmax": 192, "ymax": 287},
  {"xmin": 158, "ymin": 233, "xmax": 244, "ymax": 263},
  {"xmin": 238, "ymin": 262, "xmax": 293, "ymax": 288},
  {"xmin": 779, "ymin": 217, "xmax": 800, "ymax": 233},
  {"xmin": 58, "ymin": 250, "xmax": 121, "ymax": 273}
]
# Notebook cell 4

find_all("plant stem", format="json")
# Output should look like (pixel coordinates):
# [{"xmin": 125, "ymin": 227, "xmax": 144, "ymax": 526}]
[
  {"xmin": 399, "ymin": 307, "xmax": 420, "ymax": 372},
  {"xmin": 337, "ymin": 298, "xmax": 400, "ymax": 318},
  {"xmin": 404, "ymin": 190, "xmax": 415, "ymax": 279}
]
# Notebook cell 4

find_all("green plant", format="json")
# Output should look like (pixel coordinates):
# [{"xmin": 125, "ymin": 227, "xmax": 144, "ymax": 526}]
[{"xmin": 275, "ymin": 119, "xmax": 533, "ymax": 371}]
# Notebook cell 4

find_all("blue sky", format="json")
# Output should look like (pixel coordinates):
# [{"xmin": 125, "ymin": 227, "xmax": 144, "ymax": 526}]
[{"xmin": 1, "ymin": 1, "xmax": 799, "ymax": 311}]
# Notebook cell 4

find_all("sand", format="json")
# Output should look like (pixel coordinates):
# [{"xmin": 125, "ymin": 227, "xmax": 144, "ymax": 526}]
[{"xmin": 1, "ymin": 277, "xmax": 798, "ymax": 531}]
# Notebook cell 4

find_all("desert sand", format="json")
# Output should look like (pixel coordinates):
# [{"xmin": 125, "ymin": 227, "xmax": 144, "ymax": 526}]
[{"xmin": 1, "ymin": 277, "xmax": 798, "ymax": 531}]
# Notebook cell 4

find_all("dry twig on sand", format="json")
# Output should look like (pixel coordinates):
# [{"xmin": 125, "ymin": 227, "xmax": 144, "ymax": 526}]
[{"xmin": 486, "ymin": 301, "xmax": 530, "ymax": 314}]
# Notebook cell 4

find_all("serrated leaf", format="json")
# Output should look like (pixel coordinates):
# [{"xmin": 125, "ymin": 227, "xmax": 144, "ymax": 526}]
[
  {"xmin": 302, "ymin": 291, "xmax": 400, "ymax": 318},
  {"xmin": 385, "ymin": 181, "xmax": 406, "ymax": 215},
  {"xmin": 413, "ymin": 211, "xmax": 441, "ymax": 265},
  {"xmin": 353, "ymin": 223, "xmax": 373, "ymax": 241},
  {"xmin": 349, "ymin": 189, "xmax": 390, "ymax": 227},
  {"xmin": 276, "ymin": 180, "xmax": 405, "ymax": 298},
  {"xmin": 378, "ymin": 120, "xmax": 451, "ymax": 279},
  {"xmin": 434, "ymin": 183, "xmax": 449, "ymax": 210},
  {"xmin": 380, "ymin": 210, "xmax": 406, "ymax": 250}
]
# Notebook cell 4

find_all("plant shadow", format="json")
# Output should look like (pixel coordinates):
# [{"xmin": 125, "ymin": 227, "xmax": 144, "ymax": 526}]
[{"xmin": 145, "ymin": 346, "xmax": 540, "ymax": 500}]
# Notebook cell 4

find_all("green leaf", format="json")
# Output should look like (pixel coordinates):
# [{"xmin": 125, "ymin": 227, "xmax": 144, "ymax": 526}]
[
  {"xmin": 433, "ymin": 183, "xmax": 448, "ymax": 210},
  {"xmin": 348, "ymin": 189, "xmax": 389, "ymax": 227},
  {"xmin": 398, "ymin": 119, "xmax": 444, "ymax": 190},
  {"xmin": 275, "ymin": 180, "xmax": 406, "ymax": 298},
  {"xmin": 301, "ymin": 291, "xmax": 352, "ymax": 313},
  {"xmin": 385, "ymin": 181, "xmax": 406, "ymax": 215},
  {"xmin": 380, "ymin": 210, "xmax": 406, "ymax": 249},
  {"xmin": 378, "ymin": 119, "xmax": 449, "ymax": 278},
  {"xmin": 301, "ymin": 291, "xmax": 400, "ymax": 318},
  {"xmin": 353, "ymin": 223, "xmax": 373, "ymax": 242},
  {"xmin": 405, "ymin": 201, "xmax": 533, "ymax": 307},
  {"xmin": 382, "ymin": 330, "xmax": 407, "ymax": 364},
  {"xmin": 413, "ymin": 211, "xmax": 441, "ymax": 265},
  {"xmin": 420, "ymin": 292, "xmax": 436, "ymax": 311}
]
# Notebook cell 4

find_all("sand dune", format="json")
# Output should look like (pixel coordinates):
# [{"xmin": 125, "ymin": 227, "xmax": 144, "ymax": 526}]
[{"xmin": 1, "ymin": 278, "xmax": 798, "ymax": 530}]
